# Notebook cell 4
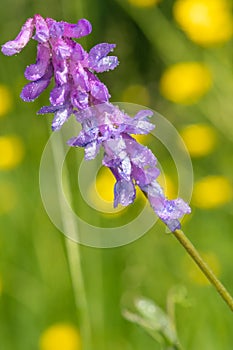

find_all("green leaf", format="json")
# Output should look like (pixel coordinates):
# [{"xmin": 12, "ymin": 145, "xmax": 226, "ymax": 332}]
[{"xmin": 123, "ymin": 297, "xmax": 181, "ymax": 349}]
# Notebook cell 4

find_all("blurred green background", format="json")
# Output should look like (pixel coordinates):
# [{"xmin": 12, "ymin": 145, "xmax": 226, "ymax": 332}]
[{"xmin": 0, "ymin": 0, "xmax": 233, "ymax": 349}]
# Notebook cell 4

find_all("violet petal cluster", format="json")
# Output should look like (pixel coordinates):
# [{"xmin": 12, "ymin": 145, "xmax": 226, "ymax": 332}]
[
  {"xmin": 1, "ymin": 14, "xmax": 191, "ymax": 231},
  {"xmin": 68, "ymin": 103, "xmax": 191, "ymax": 231},
  {"xmin": 2, "ymin": 14, "xmax": 118, "ymax": 131}
]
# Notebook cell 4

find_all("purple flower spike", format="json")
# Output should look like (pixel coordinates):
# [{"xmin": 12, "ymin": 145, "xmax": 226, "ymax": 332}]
[
  {"xmin": 88, "ymin": 43, "xmax": 119, "ymax": 72},
  {"xmin": 24, "ymin": 43, "xmax": 51, "ymax": 81},
  {"xmin": 1, "ymin": 17, "xmax": 34, "ymax": 56},
  {"xmin": 2, "ymin": 14, "xmax": 191, "ymax": 231}
]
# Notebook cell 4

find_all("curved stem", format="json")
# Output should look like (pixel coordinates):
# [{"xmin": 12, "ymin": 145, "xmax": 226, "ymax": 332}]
[{"xmin": 173, "ymin": 229, "xmax": 233, "ymax": 313}]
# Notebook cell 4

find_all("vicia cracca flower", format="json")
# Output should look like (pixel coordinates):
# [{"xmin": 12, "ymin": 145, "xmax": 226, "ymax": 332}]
[{"xmin": 1, "ymin": 14, "xmax": 191, "ymax": 231}]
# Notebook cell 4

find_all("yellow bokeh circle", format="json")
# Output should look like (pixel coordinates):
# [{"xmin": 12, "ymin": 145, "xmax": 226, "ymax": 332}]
[
  {"xmin": 88, "ymin": 166, "xmax": 146, "ymax": 213},
  {"xmin": 159, "ymin": 62, "xmax": 212, "ymax": 104},
  {"xmin": 128, "ymin": 0, "xmax": 160, "ymax": 8},
  {"xmin": 87, "ymin": 166, "xmax": 121, "ymax": 213},
  {"xmin": 95, "ymin": 166, "xmax": 115, "ymax": 203},
  {"xmin": 180, "ymin": 124, "xmax": 217, "ymax": 157},
  {"xmin": 192, "ymin": 176, "xmax": 232, "ymax": 209},
  {"xmin": 157, "ymin": 173, "xmax": 177, "ymax": 199},
  {"xmin": 0, "ymin": 135, "xmax": 24, "ymax": 170},
  {"xmin": 39, "ymin": 324, "xmax": 81, "ymax": 350},
  {"xmin": 133, "ymin": 134, "xmax": 150, "ymax": 145},
  {"xmin": 173, "ymin": 0, "xmax": 233, "ymax": 46},
  {"xmin": 0, "ymin": 84, "xmax": 12, "ymax": 117}
]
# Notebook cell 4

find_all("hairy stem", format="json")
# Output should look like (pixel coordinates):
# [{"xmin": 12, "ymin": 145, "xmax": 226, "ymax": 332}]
[{"xmin": 173, "ymin": 229, "xmax": 233, "ymax": 312}]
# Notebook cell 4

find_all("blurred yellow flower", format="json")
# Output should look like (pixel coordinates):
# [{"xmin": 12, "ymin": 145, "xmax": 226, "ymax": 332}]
[
  {"xmin": 132, "ymin": 133, "xmax": 151, "ymax": 145},
  {"xmin": 0, "ymin": 84, "xmax": 12, "ymax": 117},
  {"xmin": 0, "ymin": 181, "xmax": 18, "ymax": 215},
  {"xmin": 158, "ymin": 173, "xmax": 177, "ymax": 199},
  {"xmin": 173, "ymin": 0, "xmax": 233, "ymax": 46},
  {"xmin": 96, "ymin": 166, "xmax": 115, "ymax": 203},
  {"xmin": 88, "ymin": 166, "xmax": 145, "ymax": 213},
  {"xmin": 180, "ymin": 124, "xmax": 217, "ymax": 157},
  {"xmin": 39, "ymin": 323, "xmax": 81, "ymax": 350},
  {"xmin": 0, "ymin": 135, "xmax": 24, "ymax": 170},
  {"xmin": 192, "ymin": 176, "xmax": 232, "ymax": 208},
  {"xmin": 159, "ymin": 62, "xmax": 212, "ymax": 104},
  {"xmin": 88, "ymin": 166, "xmax": 123, "ymax": 213},
  {"xmin": 128, "ymin": 0, "xmax": 160, "ymax": 8},
  {"xmin": 184, "ymin": 251, "xmax": 221, "ymax": 285},
  {"xmin": 122, "ymin": 84, "xmax": 150, "ymax": 106}
]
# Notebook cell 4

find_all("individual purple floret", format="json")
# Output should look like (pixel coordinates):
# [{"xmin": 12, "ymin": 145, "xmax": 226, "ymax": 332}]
[{"xmin": 1, "ymin": 14, "xmax": 191, "ymax": 231}]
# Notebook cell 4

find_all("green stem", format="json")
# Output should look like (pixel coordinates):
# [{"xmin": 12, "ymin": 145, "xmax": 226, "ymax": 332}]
[
  {"xmin": 65, "ymin": 240, "xmax": 92, "ymax": 350},
  {"xmin": 173, "ymin": 229, "xmax": 233, "ymax": 312},
  {"xmin": 50, "ymin": 130, "xmax": 92, "ymax": 350}
]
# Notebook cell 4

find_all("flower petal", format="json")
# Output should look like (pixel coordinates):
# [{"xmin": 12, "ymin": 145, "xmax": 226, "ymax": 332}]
[
  {"xmin": 165, "ymin": 219, "xmax": 181, "ymax": 232},
  {"xmin": 122, "ymin": 110, "xmax": 155, "ymax": 134},
  {"xmin": 24, "ymin": 43, "xmax": 50, "ymax": 81},
  {"xmin": 103, "ymin": 137, "xmax": 127, "ymax": 165},
  {"xmin": 63, "ymin": 19, "xmax": 92, "ymax": 38},
  {"xmin": 132, "ymin": 165, "xmax": 160, "ymax": 187},
  {"xmin": 90, "ymin": 80, "xmax": 110, "ymax": 102},
  {"xmin": 1, "ymin": 18, "xmax": 34, "ymax": 56},
  {"xmin": 70, "ymin": 42, "xmax": 87, "ymax": 61},
  {"xmin": 124, "ymin": 135, "xmax": 157, "ymax": 168},
  {"xmin": 37, "ymin": 105, "xmax": 59, "ymax": 114},
  {"xmin": 84, "ymin": 140, "xmax": 101, "ymax": 160},
  {"xmin": 50, "ymin": 84, "xmax": 69, "ymax": 106},
  {"xmin": 52, "ymin": 38, "xmax": 72, "ymax": 59},
  {"xmin": 118, "ymin": 156, "xmax": 132, "ymax": 181},
  {"xmin": 91, "ymin": 56, "xmax": 119, "ymax": 73},
  {"xmin": 144, "ymin": 180, "xmax": 191, "ymax": 231},
  {"xmin": 52, "ymin": 57, "xmax": 69, "ymax": 85},
  {"xmin": 71, "ymin": 89, "xmax": 89, "ymax": 110},
  {"xmin": 70, "ymin": 62, "xmax": 89, "ymax": 91},
  {"xmin": 20, "ymin": 63, "xmax": 53, "ymax": 102},
  {"xmin": 114, "ymin": 179, "xmax": 135, "ymax": 207},
  {"xmin": 156, "ymin": 198, "xmax": 191, "ymax": 221},
  {"xmin": 33, "ymin": 14, "xmax": 50, "ymax": 43},
  {"xmin": 88, "ymin": 43, "xmax": 119, "ymax": 72},
  {"xmin": 134, "ymin": 110, "xmax": 154, "ymax": 119},
  {"xmin": 46, "ymin": 18, "xmax": 64, "ymax": 38},
  {"xmin": 88, "ymin": 43, "xmax": 115, "ymax": 61},
  {"xmin": 52, "ymin": 106, "xmax": 72, "ymax": 131}
]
